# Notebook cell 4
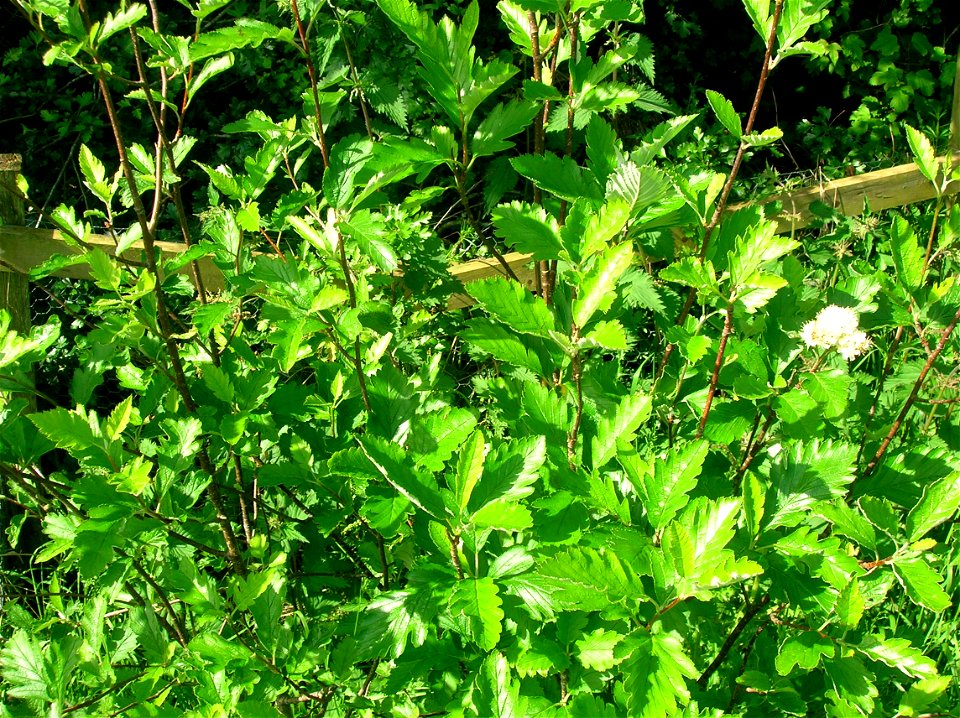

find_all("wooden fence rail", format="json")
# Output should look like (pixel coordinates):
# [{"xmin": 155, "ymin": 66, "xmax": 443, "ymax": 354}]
[{"xmin": 1, "ymin": 150, "xmax": 959, "ymax": 314}]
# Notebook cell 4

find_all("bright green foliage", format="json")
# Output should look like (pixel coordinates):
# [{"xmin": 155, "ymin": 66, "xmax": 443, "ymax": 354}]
[{"xmin": 1, "ymin": 0, "xmax": 959, "ymax": 716}]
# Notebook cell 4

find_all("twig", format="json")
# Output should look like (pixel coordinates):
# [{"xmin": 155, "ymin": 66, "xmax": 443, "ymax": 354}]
[
  {"xmin": 861, "ymin": 303, "xmax": 960, "ymax": 478},
  {"xmin": 697, "ymin": 594, "xmax": 770, "ymax": 688}
]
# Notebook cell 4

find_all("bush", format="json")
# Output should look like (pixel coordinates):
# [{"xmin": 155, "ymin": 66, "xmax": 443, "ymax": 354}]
[{"xmin": 1, "ymin": 0, "xmax": 959, "ymax": 716}]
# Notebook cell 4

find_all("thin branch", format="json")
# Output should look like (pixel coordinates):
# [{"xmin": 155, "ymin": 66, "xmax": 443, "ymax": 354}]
[
  {"xmin": 861, "ymin": 303, "xmax": 960, "ymax": 478},
  {"xmin": 697, "ymin": 595, "xmax": 770, "ymax": 688}
]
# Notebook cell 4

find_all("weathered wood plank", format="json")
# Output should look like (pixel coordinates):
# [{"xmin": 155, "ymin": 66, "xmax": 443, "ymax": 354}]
[
  {"xmin": 731, "ymin": 153, "xmax": 960, "ymax": 234},
  {"xmin": 0, "ymin": 225, "xmax": 226, "ymax": 292},
  {"xmin": 2, "ymin": 155, "xmax": 958, "ymax": 309},
  {"xmin": 446, "ymin": 253, "xmax": 537, "ymax": 309},
  {"xmin": 0, "ymin": 155, "xmax": 30, "ymax": 336}
]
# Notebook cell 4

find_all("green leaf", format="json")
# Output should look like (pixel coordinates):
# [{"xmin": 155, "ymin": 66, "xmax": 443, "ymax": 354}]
[
  {"xmin": 823, "ymin": 655, "xmax": 878, "ymax": 717},
  {"xmin": 189, "ymin": 18, "xmax": 295, "ymax": 62},
  {"xmin": 663, "ymin": 497, "xmax": 761, "ymax": 597},
  {"xmin": 449, "ymin": 578, "xmax": 504, "ymax": 651},
  {"xmin": 469, "ymin": 276, "xmax": 556, "ymax": 336},
  {"xmin": 477, "ymin": 652, "xmax": 523, "ymax": 718},
  {"xmin": 894, "ymin": 557, "xmax": 951, "ymax": 612},
  {"xmin": 706, "ymin": 90, "xmax": 741, "ymax": 138},
  {"xmin": 818, "ymin": 500, "xmax": 877, "ymax": 552},
  {"xmin": 897, "ymin": 676, "xmax": 952, "ymax": 717},
  {"xmin": 742, "ymin": 126, "xmax": 784, "ymax": 147},
  {"xmin": 511, "ymin": 153, "xmax": 603, "ymax": 203},
  {"xmin": 105, "ymin": 395, "xmax": 134, "ymax": 441},
  {"xmin": 492, "ymin": 201, "xmax": 564, "ymax": 259},
  {"xmin": 359, "ymin": 436, "xmax": 447, "ymax": 518},
  {"xmin": 469, "ymin": 435, "xmax": 545, "ymax": 512},
  {"xmin": 579, "ymin": 199, "xmax": 632, "ymax": 259},
  {"xmin": 323, "ymin": 138, "xmax": 373, "ymax": 209},
  {"xmin": 890, "ymin": 215, "xmax": 924, "ymax": 291},
  {"xmin": 471, "ymin": 500, "xmax": 533, "ymax": 531},
  {"xmin": 660, "ymin": 257, "xmax": 719, "ymax": 297},
  {"xmin": 632, "ymin": 440, "xmax": 707, "ymax": 531},
  {"xmin": 764, "ymin": 440, "xmax": 857, "ymax": 530},
  {"xmin": 0, "ymin": 630, "xmax": 51, "ymax": 702},
  {"xmin": 906, "ymin": 472, "xmax": 960, "ymax": 541},
  {"xmin": 857, "ymin": 635, "xmax": 938, "ymax": 679},
  {"xmin": 461, "ymin": 318, "xmax": 548, "ymax": 375},
  {"xmin": 30, "ymin": 408, "xmax": 99, "ymax": 452},
  {"xmin": 409, "ymin": 408, "xmax": 478, "ymax": 472},
  {"xmin": 353, "ymin": 587, "xmax": 438, "ymax": 660},
  {"xmin": 537, "ymin": 546, "xmax": 647, "ymax": 610},
  {"xmin": 86, "ymin": 247, "xmax": 121, "ymax": 291},
  {"xmin": 186, "ymin": 53, "xmax": 235, "ymax": 108},
  {"xmin": 834, "ymin": 578, "xmax": 865, "ymax": 630},
  {"xmin": 622, "ymin": 631, "xmax": 697, "ymax": 718},
  {"xmin": 451, "ymin": 430, "xmax": 485, "ymax": 513},
  {"xmin": 472, "ymin": 100, "xmax": 538, "ymax": 158},
  {"xmin": 576, "ymin": 629, "xmax": 625, "ymax": 671},
  {"xmin": 802, "ymin": 369, "xmax": 851, "ymax": 420},
  {"xmin": 573, "ymin": 242, "xmax": 634, "ymax": 327},
  {"xmin": 904, "ymin": 123, "xmax": 939, "ymax": 188},
  {"xmin": 583, "ymin": 320, "xmax": 629, "ymax": 350},
  {"xmin": 591, "ymin": 393, "xmax": 652, "ymax": 469},
  {"xmin": 775, "ymin": 632, "xmax": 834, "ymax": 675},
  {"xmin": 340, "ymin": 210, "xmax": 397, "ymax": 271},
  {"xmin": 95, "ymin": 4, "xmax": 148, "ymax": 46}
]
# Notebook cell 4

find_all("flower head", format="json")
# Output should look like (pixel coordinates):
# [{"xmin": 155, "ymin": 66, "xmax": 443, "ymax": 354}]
[{"xmin": 801, "ymin": 305, "xmax": 871, "ymax": 360}]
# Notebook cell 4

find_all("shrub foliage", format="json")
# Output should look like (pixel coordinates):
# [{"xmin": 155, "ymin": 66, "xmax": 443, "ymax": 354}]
[{"xmin": 1, "ymin": 1, "xmax": 959, "ymax": 716}]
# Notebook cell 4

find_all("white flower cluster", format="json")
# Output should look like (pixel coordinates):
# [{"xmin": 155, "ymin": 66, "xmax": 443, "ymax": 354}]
[{"xmin": 800, "ymin": 305, "xmax": 871, "ymax": 360}]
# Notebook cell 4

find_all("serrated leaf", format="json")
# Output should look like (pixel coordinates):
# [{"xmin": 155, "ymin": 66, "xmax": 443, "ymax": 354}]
[
  {"xmin": 633, "ymin": 441, "xmax": 707, "ymax": 531},
  {"xmin": 623, "ymin": 631, "xmax": 697, "ymax": 718},
  {"xmin": 742, "ymin": 126, "xmax": 784, "ymax": 147},
  {"xmin": 511, "ymin": 153, "xmax": 603, "ymax": 203},
  {"xmin": 472, "ymin": 100, "xmax": 538, "ymax": 158},
  {"xmin": 898, "ymin": 676, "xmax": 952, "ymax": 717},
  {"xmin": 576, "ymin": 629, "xmax": 625, "ymax": 671},
  {"xmin": 340, "ymin": 210, "xmax": 397, "ymax": 271},
  {"xmin": 360, "ymin": 436, "xmax": 446, "ymax": 519},
  {"xmin": 0, "ymin": 630, "xmax": 51, "ymax": 701},
  {"xmin": 452, "ymin": 430, "xmax": 485, "ymax": 513},
  {"xmin": 706, "ymin": 90, "xmax": 741, "ymax": 138},
  {"xmin": 461, "ymin": 318, "xmax": 548, "ymax": 375},
  {"xmin": 775, "ymin": 632, "xmax": 834, "ymax": 675},
  {"xmin": 906, "ymin": 472, "xmax": 960, "ymax": 541},
  {"xmin": 583, "ymin": 320, "xmax": 628, "ymax": 350},
  {"xmin": 823, "ymin": 655, "xmax": 878, "ymax": 716},
  {"xmin": 469, "ymin": 276, "xmax": 555, "ymax": 336},
  {"xmin": 834, "ymin": 578, "xmax": 865, "ymax": 630},
  {"xmin": 353, "ymin": 587, "xmax": 438, "ymax": 660},
  {"xmin": 857, "ymin": 635, "xmax": 938, "ymax": 679},
  {"xmin": 478, "ymin": 652, "xmax": 523, "ymax": 718},
  {"xmin": 904, "ymin": 123, "xmax": 939, "ymax": 187},
  {"xmin": 30, "ymin": 408, "xmax": 99, "ymax": 452},
  {"xmin": 537, "ymin": 546, "xmax": 647, "ymax": 610},
  {"xmin": 471, "ymin": 499, "xmax": 533, "ymax": 531},
  {"xmin": 491, "ymin": 201, "xmax": 564, "ymax": 259},
  {"xmin": 449, "ymin": 578, "xmax": 503, "ymax": 651},
  {"xmin": 660, "ymin": 257, "xmax": 719, "ymax": 296},
  {"xmin": 894, "ymin": 558, "xmax": 951, "ymax": 612},
  {"xmin": 323, "ymin": 138, "xmax": 373, "ymax": 208},
  {"xmin": 763, "ymin": 440, "xmax": 857, "ymax": 530},
  {"xmin": 105, "ymin": 395, "xmax": 134, "ymax": 441},
  {"xmin": 890, "ymin": 215, "xmax": 924, "ymax": 291},
  {"xmin": 469, "ymin": 435, "xmax": 545, "ymax": 512},
  {"xmin": 573, "ymin": 242, "xmax": 634, "ymax": 327},
  {"xmin": 592, "ymin": 393, "xmax": 652, "ymax": 469}
]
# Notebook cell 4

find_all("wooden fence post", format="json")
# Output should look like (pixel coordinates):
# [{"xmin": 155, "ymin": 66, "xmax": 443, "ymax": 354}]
[{"xmin": 0, "ymin": 154, "xmax": 30, "ymax": 337}]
